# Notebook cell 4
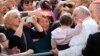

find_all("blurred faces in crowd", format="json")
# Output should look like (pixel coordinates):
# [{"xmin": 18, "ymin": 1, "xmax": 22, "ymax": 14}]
[
  {"xmin": 18, "ymin": 0, "xmax": 33, "ymax": 11},
  {"xmin": 89, "ymin": 1, "xmax": 100, "ymax": 22}
]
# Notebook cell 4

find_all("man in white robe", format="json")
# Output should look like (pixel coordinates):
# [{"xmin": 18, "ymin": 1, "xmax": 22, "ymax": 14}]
[{"xmin": 55, "ymin": 6, "xmax": 98, "ymax": 56}]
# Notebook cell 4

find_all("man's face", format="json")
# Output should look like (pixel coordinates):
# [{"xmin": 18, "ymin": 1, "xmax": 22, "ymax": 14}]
[
  {"xmin": 89, "ymin": 3, "xmax": 100, "ymax": 22},
  {"xmin": 72, "ymin": 9, "xmax": 81, "ymax": 24}
]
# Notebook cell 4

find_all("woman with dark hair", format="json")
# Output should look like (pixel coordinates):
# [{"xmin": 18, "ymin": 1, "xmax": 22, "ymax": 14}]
[
  {"xmin": 18, "ymin": 0, "xmax": 33, "ymax": 11},
  {"xmin": 39, "ymin": 0, "xmax": 56, "ymax": 22}
]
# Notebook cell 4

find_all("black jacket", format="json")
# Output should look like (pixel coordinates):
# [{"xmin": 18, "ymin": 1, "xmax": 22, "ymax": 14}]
[
  {"xmin": 82, "ymin": 32, "xmax": 100, "ymax": 56},
  {"xmin": 4, "ymin": 27, "xmax": 44, "ymax": 52}
]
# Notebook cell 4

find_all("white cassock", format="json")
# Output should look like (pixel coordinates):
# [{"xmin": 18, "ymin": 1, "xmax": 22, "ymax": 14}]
[{"xmin": 58, "ymin": 16, "xmax": 98, "ymax": 56}]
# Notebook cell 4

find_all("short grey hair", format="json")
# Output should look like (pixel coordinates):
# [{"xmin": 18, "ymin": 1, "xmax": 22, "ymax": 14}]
[{"xmin": 78, "ymin": 6, "xmax": 91, "ymax": 16}]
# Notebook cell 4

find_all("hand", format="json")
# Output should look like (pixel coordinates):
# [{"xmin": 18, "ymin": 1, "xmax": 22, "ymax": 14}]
[
  {"xmin": 9, "ymin": 46, "xmax": 20, "ymax": 54},
  {"xmin": 21, "ymin": 17, "xmax": 27, "ymax": 24},
  {"xmin": 77, "ymin": 19, "xmax": 83, "ymax": 23},
  {"xmin": 55, "ymin": 1, "xmax": 66, "ymax": 10},
  {"xmin": 74, "ymin": 19, "xmax": 83, "ymax": 24},
  {"xmin": 31, "ymin": 15, "xmax": 38, "ymax": 25},
  {"xmin": 51, "ymin": 48, "xmax": 58, "ymax": 56},
  {"xmin": 21, "ymin": 49, "xmax": 34, "ymax": 56},
  {"xmin": 26, "ymin": 49, "xmax": 34, "ymax": 54}
]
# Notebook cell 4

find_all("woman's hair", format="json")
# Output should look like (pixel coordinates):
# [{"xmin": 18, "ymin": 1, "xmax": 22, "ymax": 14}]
[
  {"xmin": 57, "ymin": 7, "xmax": 70, "ymax": 20},
  {"xmin": 3, "ymin": 10, "xmax": 20, "ymax": 28},
  {"xmin": 35, "ymin": 1, "xmax": 40, "ymax": 9},
  {"xmin": 60, "ymin": 14, "xmax": 72, "ymax": 26},
  {"xmin": 18, "ymin": 0, "xmax": 33, "ymax": 11},
  {"xmin": 40, "ymin": 0, "xmax": 52, "ymax": 10}
]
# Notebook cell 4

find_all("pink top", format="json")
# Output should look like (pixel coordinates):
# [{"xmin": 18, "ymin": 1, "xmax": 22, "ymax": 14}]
[{"xmin": 51, "ymin": 23, "xmax": 82, "ymax": 48}]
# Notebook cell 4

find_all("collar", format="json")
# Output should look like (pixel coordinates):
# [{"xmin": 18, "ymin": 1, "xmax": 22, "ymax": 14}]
[{"xmin": 83, "ymin": 16, "xmax": 92, "ymax": 22}]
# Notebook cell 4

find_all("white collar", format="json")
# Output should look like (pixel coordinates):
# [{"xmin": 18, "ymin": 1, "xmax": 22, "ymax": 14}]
[{"xmin": 83, "ymin": 16, "xmax": 92, "ymax": 22}]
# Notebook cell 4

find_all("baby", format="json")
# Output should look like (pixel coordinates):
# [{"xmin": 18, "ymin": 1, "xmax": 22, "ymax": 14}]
[{"xmin": 51, "ymin": 14, "xmax": 83, "ymax": 50}]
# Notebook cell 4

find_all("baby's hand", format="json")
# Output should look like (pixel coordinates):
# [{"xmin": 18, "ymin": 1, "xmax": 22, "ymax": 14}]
[
  {"xmin": 51, "ymin": 48, "xmax": 58, "ymax": 56},
  {"xmin": 78, "ymin": 19, "xmax": 83, "ymax": 23},
  {"xmin": 26, "ymin": 49, "xmax": 34, "ymax": 54}
]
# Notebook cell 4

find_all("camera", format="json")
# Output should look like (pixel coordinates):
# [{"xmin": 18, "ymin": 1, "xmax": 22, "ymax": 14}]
[
  {"xmin": 25, "ymin": 17, "xmax": 33, "ymax": 23},
  {"xmin": 20, "ymin": 12, "xmax": 33, "ymax": 23},
  {"xmin": 20, "ymin": 12, "xmax": 28, "ymax": 17}
]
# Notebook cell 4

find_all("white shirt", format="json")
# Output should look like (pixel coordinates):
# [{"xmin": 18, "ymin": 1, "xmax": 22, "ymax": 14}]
[{"xmin": 58, "ymin": 16, "xmax": 98, "ymax": 56}]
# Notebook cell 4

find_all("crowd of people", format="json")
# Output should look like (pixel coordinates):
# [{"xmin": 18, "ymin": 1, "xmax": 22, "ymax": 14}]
[{"xmin": 0, "ymin": 0, "xmax": 100, "ymax": 56}]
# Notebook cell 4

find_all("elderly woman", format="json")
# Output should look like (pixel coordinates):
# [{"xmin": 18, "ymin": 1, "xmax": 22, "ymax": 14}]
[{"xmin": 3, "ymin": 10, "xmax": 44, "ymax": 52}]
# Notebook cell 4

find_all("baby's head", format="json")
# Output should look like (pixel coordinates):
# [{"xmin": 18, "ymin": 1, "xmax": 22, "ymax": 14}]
[{"xmin": 60, "ymin": 14, "xmax": 72, "ymax": 26}]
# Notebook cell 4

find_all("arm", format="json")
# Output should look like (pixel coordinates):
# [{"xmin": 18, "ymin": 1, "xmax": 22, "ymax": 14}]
[
  {"xmin": 14, "ymin": 22, "xmax": 23, "ymax": 38},
  {"xmin": 51, "ymin": 38, "xmax": 58, "ymax": 56},
  {"xmin": 51, "ymin": 38, "xmax": 57, "ymax": 49},
  {"xmin": 70, "ymin": 23, "xmax": 83, "ymax": 37},
  {"xmin": 31, "ymin": 15, "xmax": 43, "ymax": 32},
  {"xmin": 69, "ymin": 18, "xmax": 83, "ymax": 37},
  {"xmin": 9, "ymin": 49, "xmax": 33, "ymax": 56}
]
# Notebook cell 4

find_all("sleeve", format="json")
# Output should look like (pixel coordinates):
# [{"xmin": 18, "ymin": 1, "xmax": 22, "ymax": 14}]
[
  {"xmin": 51, "ymin": 31, "xmax": 57, "ymax": 49},
  {"xmin": 28, "ymin": 27, "xmax": 45, "ymax": 39},
  {"xmin": 4, "ymin": 31, "xmax": 22, "ymax": 49},
  {"xmin": 0, "ymin": 54, "xmax": 21, "ymax": 56},
  {"xmin": 69, "ymin": 23, "xmax": 83, "ymax": 37},
  {"xmin": 58, "ymin": 45, "xmax": 83, "ymax": 56},
  {"xmin": 51, "ymin": 38, "xmax": 57, "ymax": 49},
  {"xmin": 82, "ymin": 34, "xmax": 94, "ymax": 56},
  {"xmin": 82, "ymin": 33, "xmax": 100, "ymax": 56},
  {"xmin": 9, "ymin": 54, "xmax": 21, "ymax": 56}
]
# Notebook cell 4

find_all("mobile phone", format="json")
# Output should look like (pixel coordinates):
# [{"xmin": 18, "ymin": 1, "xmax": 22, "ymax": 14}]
[
  {"xmin": 20, "ymin": 12, "xmax": 28, "ymax": 17},
  {"xmin": 25, "ymin": 17, "xmax": 33, "ymax": 23}
]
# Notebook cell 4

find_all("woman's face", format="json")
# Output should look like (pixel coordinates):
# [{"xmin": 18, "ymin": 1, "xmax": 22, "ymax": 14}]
[
  {"xmin": 6, "ymin": 0, "xmax": 16, "ymax": 9},
  {"xmin": 38, "ymin": 17, "xmax": 50, "ymax": 31},
  {"xmin": 0, "ymin": 5, "xmax": 8, "ymax": 14},
  {"xmin": 14, "ymin": 0, "xmax": 20, "ymax": 6},
  {"xmin": 22, "ymin": 2, "xmax": 33, "ymax": 11},
  {"xmin": 10, "ymin": 13, "xmax": 21, "ymax": 27}
]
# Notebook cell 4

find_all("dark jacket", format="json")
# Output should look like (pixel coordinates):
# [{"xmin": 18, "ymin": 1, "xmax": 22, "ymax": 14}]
[
  {"xmin": 82, "ymin": 32, "xmax": 100, "ymax": 56},
  {"xmin": 33, "ymin": 28, "xmax": 52, "ymax": 53},
  {"xmin": 4, "ymin": 27, "xmax": 44, "ymax": 52},
  {"xmin": 0, "ymin": 26, "xmax": 5, "ymax": 33}
]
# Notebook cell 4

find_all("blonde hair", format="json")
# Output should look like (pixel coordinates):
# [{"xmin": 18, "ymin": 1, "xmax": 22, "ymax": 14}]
[{"xmin": 3, "ymin": 10, "xmax": 20, "ymax": 28}]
